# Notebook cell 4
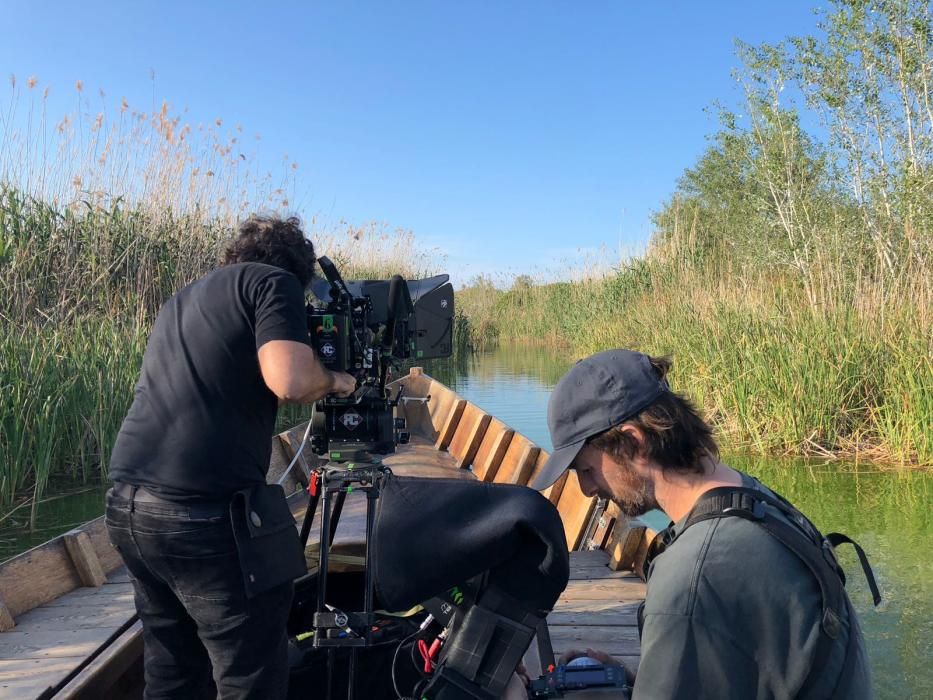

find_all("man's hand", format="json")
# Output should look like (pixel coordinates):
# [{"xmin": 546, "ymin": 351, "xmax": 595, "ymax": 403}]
[
  {"xmin": 559, "ymin": 648, "xmax": 634, "ymax": 685},
  {"xmin": 559, "ymin": 648, "xmax": 621, "ymax": 667},
  {"xmin": 329, "ymin": 371, "xmax": 357, "ymax": 398},
  {"xmin": 259, "ymin": 340, "xmax": 355, "ymax": 404}
]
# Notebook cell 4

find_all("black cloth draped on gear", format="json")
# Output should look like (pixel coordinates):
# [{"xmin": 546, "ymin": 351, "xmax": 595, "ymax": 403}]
[{"xmin": 371, "ymin": 475, "xmax": 570, "ymax": 613}]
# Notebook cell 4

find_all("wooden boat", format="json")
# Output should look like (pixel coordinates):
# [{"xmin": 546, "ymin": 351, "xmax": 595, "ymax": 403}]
[{"xmin": 0, "ymin": 368, "xmax": 657, "ymax": 699}]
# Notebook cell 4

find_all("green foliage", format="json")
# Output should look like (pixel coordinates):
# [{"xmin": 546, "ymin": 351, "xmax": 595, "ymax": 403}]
[
  {"xmin": 458, "ymin": 1, "xmax": 933, "ymax": 466},
  {"xmin": 0, "ymin": 185, "xmax": 456, "ymax": 513}
]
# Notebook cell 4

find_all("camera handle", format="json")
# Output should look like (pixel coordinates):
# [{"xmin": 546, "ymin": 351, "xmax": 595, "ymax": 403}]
[{"xmin": 297, "ymin": 457, "xmax": 391, "ymax": 700}]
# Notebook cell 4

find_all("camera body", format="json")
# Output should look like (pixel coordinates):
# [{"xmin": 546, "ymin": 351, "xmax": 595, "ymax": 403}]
[{"xmin": 306, "ymin": 257, "xmax": 454, "ymax": 461}]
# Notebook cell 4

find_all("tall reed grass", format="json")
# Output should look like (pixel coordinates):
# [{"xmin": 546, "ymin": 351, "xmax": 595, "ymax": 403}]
[
  {"xmin": 1, "ymin": 78, "xmax": 445, "ymax": 515},
  {"xmin": 462, "ymin": 257, "xmax": 932, "ymax": 467}
]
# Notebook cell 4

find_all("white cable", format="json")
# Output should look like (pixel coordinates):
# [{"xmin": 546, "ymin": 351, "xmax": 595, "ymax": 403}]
[{"xmin": 276, "ymin": 417, "xmax": 314, "ymax": 486}]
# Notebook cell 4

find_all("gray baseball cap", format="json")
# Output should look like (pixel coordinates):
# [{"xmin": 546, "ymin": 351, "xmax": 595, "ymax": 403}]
[{"xmin": 532, "ymin": 349, "xmax": 670, "ymax": 490}]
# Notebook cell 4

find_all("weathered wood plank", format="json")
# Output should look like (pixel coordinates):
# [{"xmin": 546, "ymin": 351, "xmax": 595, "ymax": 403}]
[
  {"xmin": 558, "ymin": 581, "xmax": 647, "ymax": 604},
  {"xmin": 546, "ymin": 610, "xmax": 639, "ymax": 627},
  {"xmin": 447, "ymin": 406, "xmax": 491, "ymax": 469},
  {"xmin": 540, "ymin": 470, "xmax": 567, "ymax": 506},
  {"xmin": 11, "ymin": 605, "xmax": 132, "ymax": 632},
  {"xmin": 549, "ymin": 625, "xmax": 640, "ymax": 644},
  {"xmin": 63, "ymin": 531, "xmax": 107, "ymax": 588},
  {"xmin": 83, "ymin": 517, "xmax": 122, "ymax": 576},
  {"xmin": 424, "ymin": 380, "xmax": 461, "ymax": 441},
  {"xmin": 105, "ymin": 571, "xmax": 132, "ymax": 584},
  {"xmin": 567, "ymin": 549, "xmax": 616, "ymax": 569},
  {"xmin": 0, "ymin": 539, "xmax": 83, "ymax": 619},
  {"xmin": 568, "ymin": 565, "xmax": 637, "ymax": 581},
  {"xmin": 506, "ymin": 444, "xmax": 542, "ymax": 487},
  {"xmin": 0, "ymin": 598, "xmax": 13, "ymax": 633},
  {"xmin": 57, "ymin": 620, "xmax": 143, "ymax": 700},
  {"xmin": 435, "ymin": 398, "xmax": 467, "ymax": 451},
  {"xmin": 493, "ymin": 433, "xmax": 539, "ymax": 485},
  {"xmin": 40, "ymin": 590, "xmax": 135, "ymax": 608},
  {"xmin": 472, "ymin": 422, "xmax": 514, "ymax": 482},
  {"xmin": 555, "ymin": 472, "xmax": 597, "ymax": 551},
  {"xmin": 585, "ymin": 505, "xmax": 617, "ymax": 552},
  {"xmin": 525, "ymin": 447, "xmax": 554, "ymax": 489},
  {"xmin": 0, "ymin": 656, "xmax": 89, "ymax": 699},
  {"xmin": 0, "ymin": 626, "xmax": 116, "ymax": 660}
]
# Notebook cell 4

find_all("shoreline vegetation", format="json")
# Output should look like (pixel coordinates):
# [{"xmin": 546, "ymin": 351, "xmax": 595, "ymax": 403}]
[
  {"xmin": 1, "ymin": 0, "xmax": 930, "ymax": 529},
  {"xmin": 459, "ymin": 0, "xmax": 932, "ymax": 468}
]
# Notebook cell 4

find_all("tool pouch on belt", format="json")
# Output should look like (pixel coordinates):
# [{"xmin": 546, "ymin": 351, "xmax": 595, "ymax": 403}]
[{"xmin": 230, "ymin": 484, "xmax": 306, "ymax": 598}]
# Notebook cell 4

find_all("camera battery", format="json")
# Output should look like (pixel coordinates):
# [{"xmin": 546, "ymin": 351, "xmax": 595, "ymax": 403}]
[{"xmin": 309, "ymin": 313, "xmax": 349, "ymax": 371}]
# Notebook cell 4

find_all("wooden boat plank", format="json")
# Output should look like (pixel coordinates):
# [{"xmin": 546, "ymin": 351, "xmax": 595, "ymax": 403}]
[
  {"xmin": 558, "ymin": 581, "xmax": 647, "ymax": 603},
  {"xmin": 555, "ymin": 471, "xmax": 597, "ymax": 551},
  {"xmin": 567, "ymin": 564, "xmax": 639, "ymax": 581},
  {"xmin": 41, "ymin": 585, "xmax": 134, "ymax": 608},
  {"xmin": 548, "ymin": 625, "xmax": 639, "ymax": 644},
  {"xmin": 552, "ymin": 598, "xmax": 644, "ymax": 615},
  {"xmin": 545, "ymin": 610, "xmax": 639, "ymax": 626},
  {"xmin": 8, "ymin": 605, "xmax": 133, "ymax": 632},
  {"xmin": 471, "ymin": 420, "xmax": 513, "ymax": 482},
  {"xmin": 56, "ymin": 622, "xmax": 143, "ymax": 699},
  {"xmin": 0, "ymin": 656, "xmax": 90, "ymax": 699},
  {"xmin": 424, "ymin": 379, "xmax": 462, "ymax": 441},
  {"xmin": 493, "ymin": 433, "xmax": 539, "ymax": 486},
  {"xmin": 0, "ymin": 626, "xmax": 117, "ymax": 660},
  {"xmin": 435, "ymin": 398, "xmax": 467, "ymax": 450}
]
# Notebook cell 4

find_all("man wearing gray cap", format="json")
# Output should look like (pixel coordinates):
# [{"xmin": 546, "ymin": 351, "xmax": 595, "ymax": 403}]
[{"xmin": 532, "ymin": 349, "xmax": 875, "ymax": 699}]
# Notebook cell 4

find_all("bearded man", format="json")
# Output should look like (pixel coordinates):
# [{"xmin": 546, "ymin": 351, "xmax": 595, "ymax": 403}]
[{"xmin": 531, "ymin": 349, "xmax": 876, "ymax": 700}]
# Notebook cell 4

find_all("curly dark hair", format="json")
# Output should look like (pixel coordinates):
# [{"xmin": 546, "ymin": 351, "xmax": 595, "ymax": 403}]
[
  {"xmin": 222, "ymin": 215, "xmax": 317, "ymax": 287},
  {"xmin": 586, "ymin": 355, "xmax": 719, "ymax": 475}
]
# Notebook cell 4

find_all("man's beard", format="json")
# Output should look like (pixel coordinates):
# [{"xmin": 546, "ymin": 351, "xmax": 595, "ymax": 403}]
[{"xmin": 611, "ymin": 470, "xmax": 658, "ymax": 518}]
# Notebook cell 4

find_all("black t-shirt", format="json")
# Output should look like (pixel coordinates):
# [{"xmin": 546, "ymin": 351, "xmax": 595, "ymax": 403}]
[{"xmin": 109, "ymin": 262, "xmax": 310, "ymax": 501}]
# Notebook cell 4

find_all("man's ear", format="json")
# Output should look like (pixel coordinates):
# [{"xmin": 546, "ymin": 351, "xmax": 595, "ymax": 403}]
[{"xmin": 617, "ymin": 423, "xmax": 645, "ymax": 448}]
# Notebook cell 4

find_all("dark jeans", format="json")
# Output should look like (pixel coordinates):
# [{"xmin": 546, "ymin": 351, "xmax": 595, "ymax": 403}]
[{"xmin": 105, "ymin": 489, "xmax": 294, "ymax": 700}]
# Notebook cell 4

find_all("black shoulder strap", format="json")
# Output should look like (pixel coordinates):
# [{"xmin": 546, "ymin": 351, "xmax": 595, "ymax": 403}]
[
  {"xmin": 682, "ymin": 487, "xmax": 881, "ymax": 603},
  {"xmin": 670, "ymin": 485, "xmax": 880, "ymax": 699},
  {"xmin": 826, "ymin": 532, "xmax": 882, "ymax": 606}
]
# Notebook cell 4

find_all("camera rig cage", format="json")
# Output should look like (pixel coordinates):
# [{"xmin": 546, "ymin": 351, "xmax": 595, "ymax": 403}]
[{"xmin": 306, "ymin": 256, "xmax": 454, "ymax": 461}]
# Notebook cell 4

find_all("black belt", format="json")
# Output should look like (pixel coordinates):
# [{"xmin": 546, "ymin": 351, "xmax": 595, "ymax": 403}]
[{"xmin": 111, "ymin": 482, "xmax": 228, "ymax": 518}]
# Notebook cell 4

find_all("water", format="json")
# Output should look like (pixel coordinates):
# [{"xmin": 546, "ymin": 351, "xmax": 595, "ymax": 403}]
[
  {"xmin": 3, "ymin": 344, "xmax": 930, "ymax": 697},
  {"xmin": 0, "ymin": 484, "xmax": 110, "ymax": 558}
]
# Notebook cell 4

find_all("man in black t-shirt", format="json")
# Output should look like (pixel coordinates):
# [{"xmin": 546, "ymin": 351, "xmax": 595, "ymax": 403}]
[{"xmin": 106, "ymin": 216, "xmax": 355, "ymax": 700}]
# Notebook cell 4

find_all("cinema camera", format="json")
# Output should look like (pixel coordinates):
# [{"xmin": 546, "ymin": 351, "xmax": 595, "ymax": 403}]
[
  {"xmin": 306, "ymin": 256, "xmax": 455, "ymax": 461},
  {"xmin": 290, "ymin": 257, "xmax": 457, "ymax": 698}
]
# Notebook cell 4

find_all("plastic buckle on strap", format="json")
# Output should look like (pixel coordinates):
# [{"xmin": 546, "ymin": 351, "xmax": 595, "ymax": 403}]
[{"xmin": 723, "ymin": 497, "xmax": 765, "ymax": 520}]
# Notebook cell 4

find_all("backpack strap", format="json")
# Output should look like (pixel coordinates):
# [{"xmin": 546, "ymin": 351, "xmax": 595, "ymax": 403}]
[
  {"xmin": 656, "ymin": 485, "xmax": 880, "ymax": 698},
  {"xmin": 826, "ymin": 532, "xmax": 882, "ymax": 606}
]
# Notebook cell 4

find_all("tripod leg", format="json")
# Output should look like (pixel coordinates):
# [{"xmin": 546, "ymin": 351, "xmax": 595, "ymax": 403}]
[
  {"xmin": 363, "ymin": 487, "xmax": 377, "ymax": 635},
  {"xmin": 317, "ymin": 487, "xmax": 333, "ymax": 614},
  {"xmin": 298, "ymin": 472, "xmax": 321, "ymax": 550},
  {"xmin": 328, "ymin": 489, "xmax": 347, "ymax": 548}
]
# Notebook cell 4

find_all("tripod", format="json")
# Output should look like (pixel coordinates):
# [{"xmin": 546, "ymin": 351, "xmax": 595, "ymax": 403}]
[{"xmin": 297, "ymin": 454, "xmax": 391, "ymax": 700}]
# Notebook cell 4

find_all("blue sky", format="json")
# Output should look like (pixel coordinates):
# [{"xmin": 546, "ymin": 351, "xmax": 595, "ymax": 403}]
[{"xmin": 1, "ymin": 1, "xmax": 824, "ymax": 286}]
